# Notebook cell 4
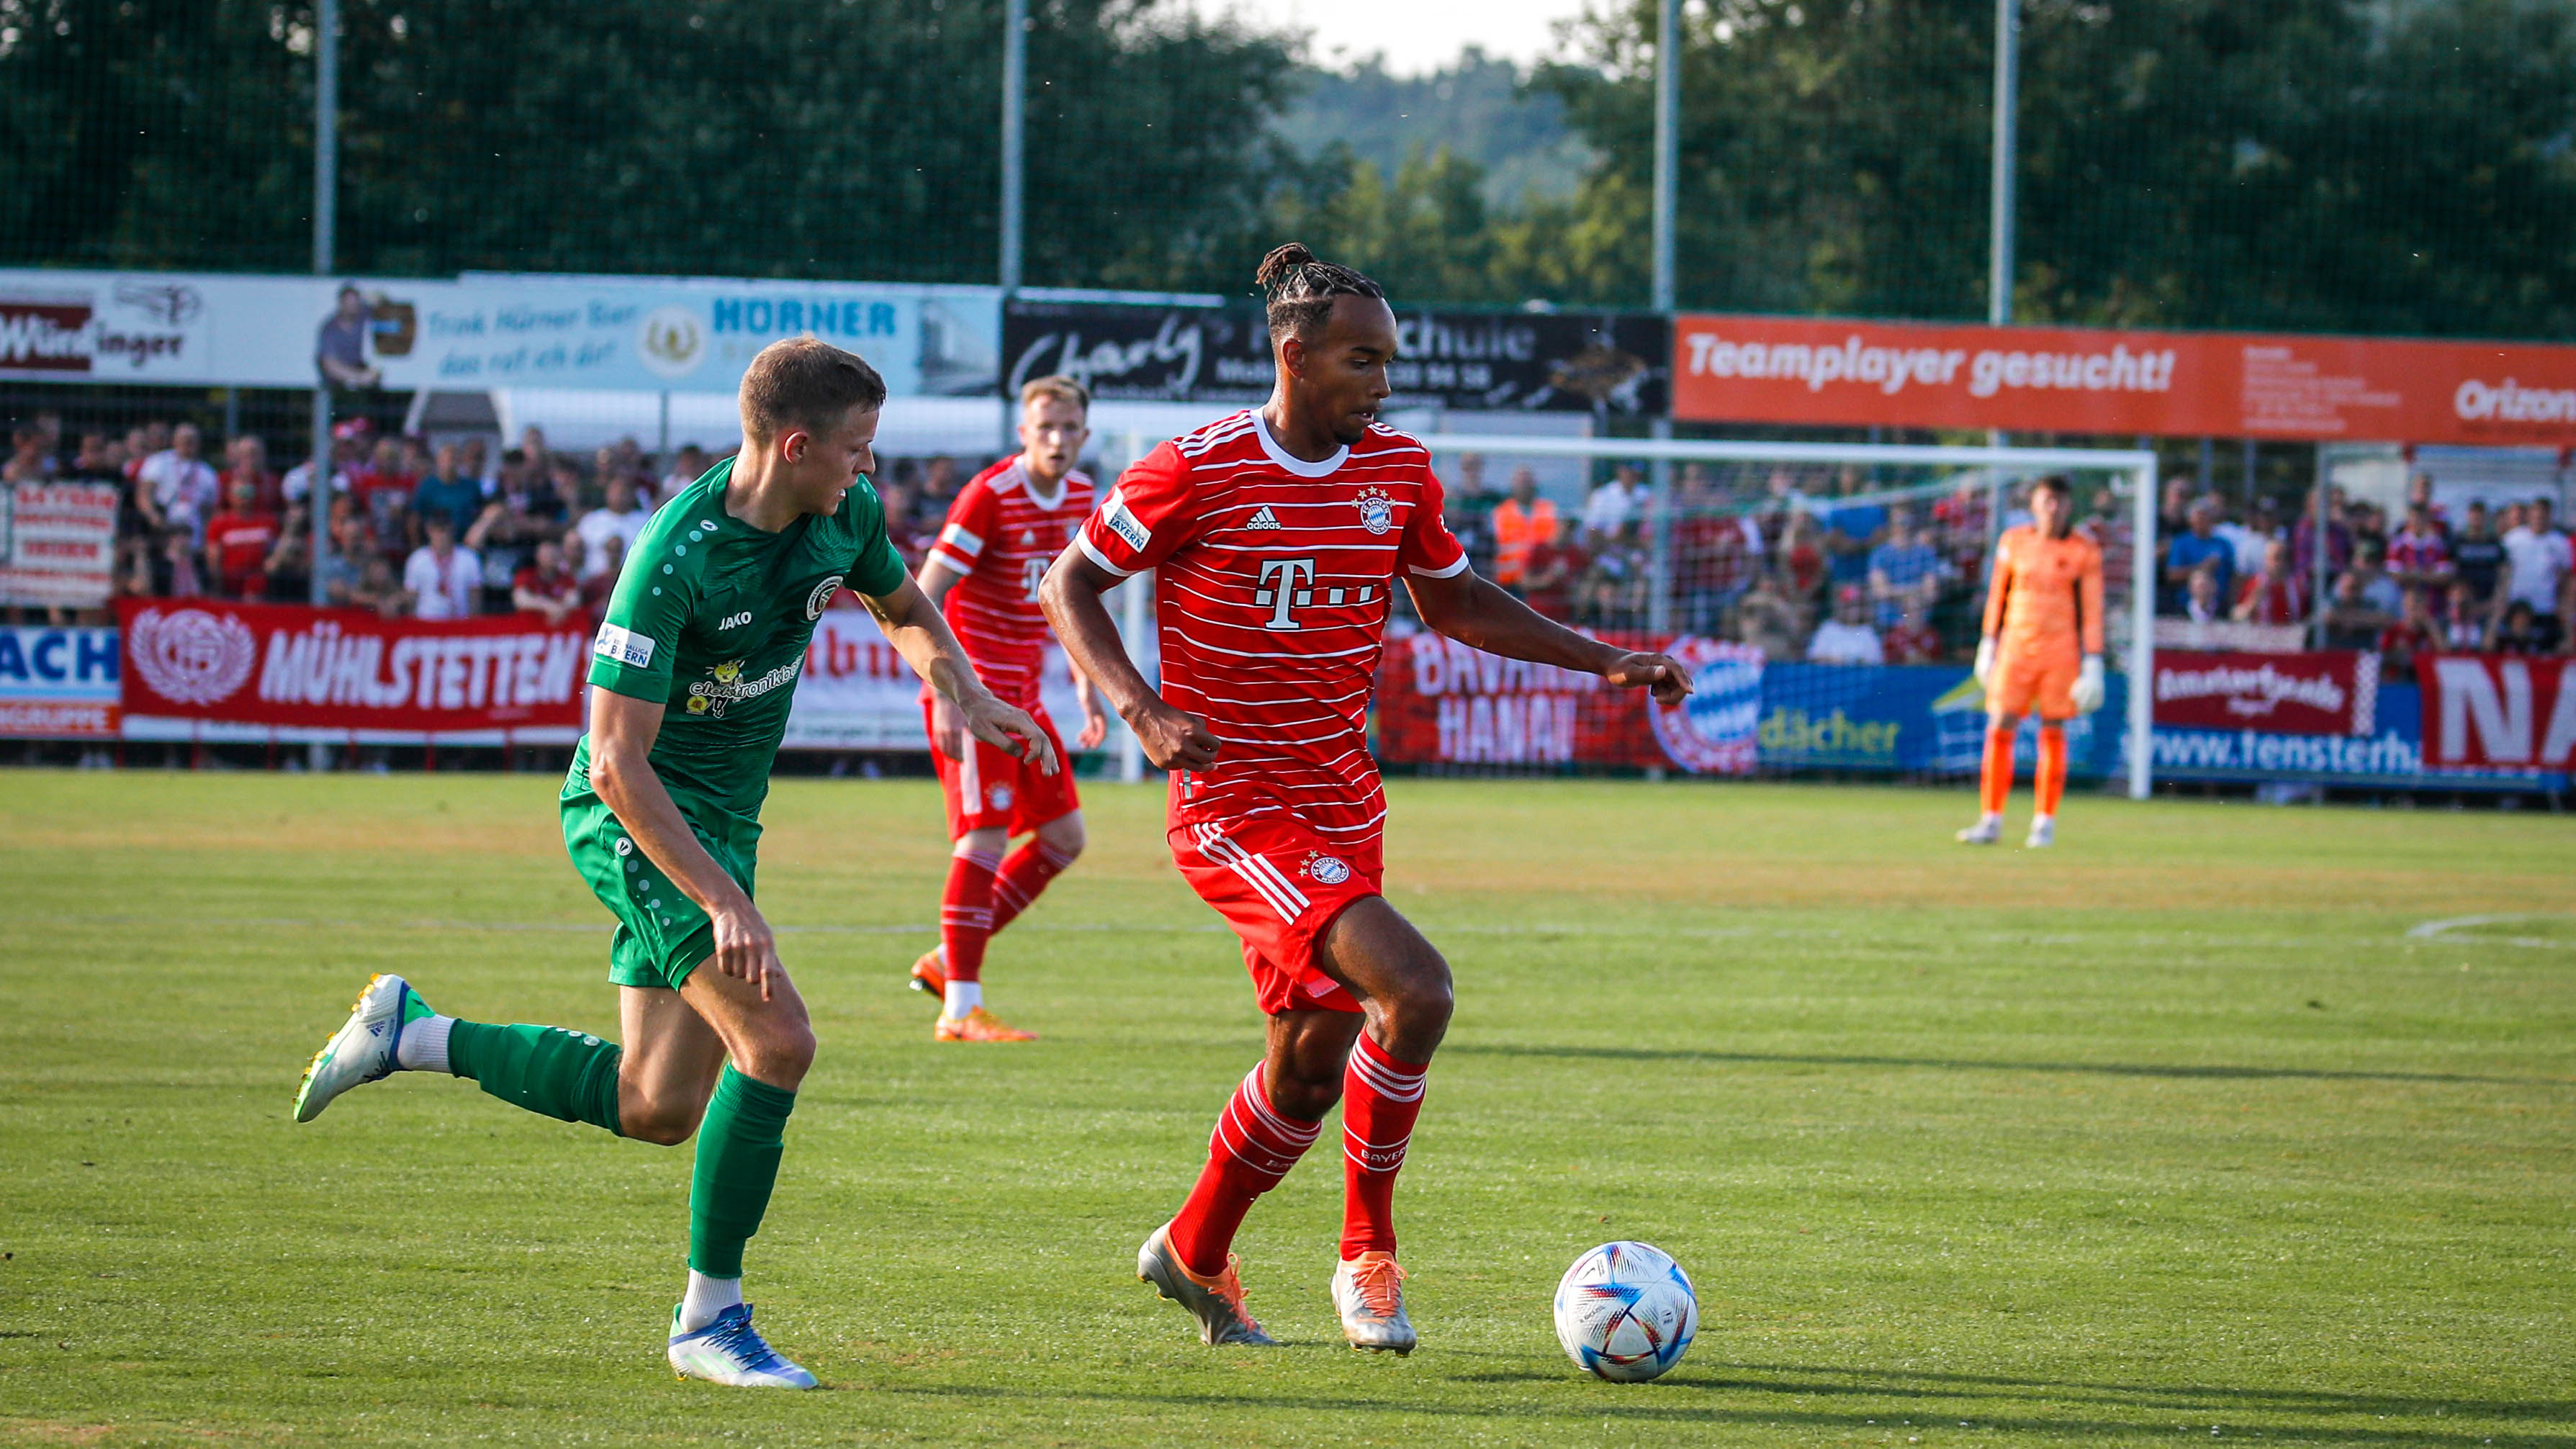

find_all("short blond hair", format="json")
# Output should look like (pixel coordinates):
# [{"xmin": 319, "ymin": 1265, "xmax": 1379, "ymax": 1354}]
[{"xmin": 1019, "ymin": 374, "xmax": 1090, "ymax": 415}]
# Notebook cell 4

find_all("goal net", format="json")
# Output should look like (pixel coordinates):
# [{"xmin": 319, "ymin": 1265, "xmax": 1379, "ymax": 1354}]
[{"xmin": 1382, "ymin": 433, "xmax": 2160, "ymax": 796}]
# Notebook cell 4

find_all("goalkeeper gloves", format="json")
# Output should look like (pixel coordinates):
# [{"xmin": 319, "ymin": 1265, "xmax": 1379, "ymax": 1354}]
[
  {"xmin": 2071, "ymin": 654, "xmax": 2106, "ymax": 713},
  {"xmin": 1973, "ymin": 636, "xmax": 1996, "ymax": 690}
]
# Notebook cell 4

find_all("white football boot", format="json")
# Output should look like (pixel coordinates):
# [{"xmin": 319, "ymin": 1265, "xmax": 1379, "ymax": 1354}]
[
  {"xmin": 1955, "ymin": 813, "xmax": 2002, "ymax": 845},
  {"xmin": 1331, "ymin": 1251, "xmax": 1418, "ymax": 1355},
  {"xmin": 293, "ymin": 974, "xmax": 427, "ymax": 1122},
  {"xmin": 2025, "ymin": 816, "xmax": 2056, "ymax": 849},
  {"xmin": 1136, "ymin": 1223, "xmax": 1275, "ymax": 1346},
  {"xmin": 667, "ymin": 1304, "xmax": 817, "ymax": 1389}
]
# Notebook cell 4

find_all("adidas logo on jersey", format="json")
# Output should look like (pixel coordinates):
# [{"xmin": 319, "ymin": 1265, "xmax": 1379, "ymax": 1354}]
[{"xmin": 1246, "ymin": 506, "xmax": 1282, "ymax": 531}]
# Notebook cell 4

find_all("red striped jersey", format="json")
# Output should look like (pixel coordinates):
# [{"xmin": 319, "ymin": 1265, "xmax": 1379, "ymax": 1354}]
[
  {"xmin": 1076, "ymin": 409, "xmax": 1467, "ymax": 839},
  {"xmin": 928, "ymin": 456, "xmax": 1095, "ymax": 706}
]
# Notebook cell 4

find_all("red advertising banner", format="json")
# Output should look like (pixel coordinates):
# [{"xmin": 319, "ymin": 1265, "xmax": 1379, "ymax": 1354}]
[
  {"xmin": 116, "ymin": 598, "xmax": 587, "ymax": 733},
  {"xmin": 1374, "ymin": 632, "xmax": 1766, "ymax": 774},
  {"xmin": 1672, "ymin": 315, "xmax": 2576, "ymax": 444},
  {"xmin": 2152, "ymin": 650, "xmax": 2377, "ymax": 736},
  {"xmin": 2417, "ymin": 654, "xmax": 2576, "ymax": 771}
]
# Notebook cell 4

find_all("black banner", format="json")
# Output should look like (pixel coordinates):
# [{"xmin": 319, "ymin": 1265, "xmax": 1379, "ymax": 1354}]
[{"xmin": 1002, "ymin": 299, "xmax": 1668, "ymax": 415}]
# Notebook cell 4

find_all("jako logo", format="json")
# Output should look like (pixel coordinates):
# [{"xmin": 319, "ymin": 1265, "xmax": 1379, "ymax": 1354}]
[{"xmin": 718, "ymin": 610, "xmax": 752, "ymax": 630}]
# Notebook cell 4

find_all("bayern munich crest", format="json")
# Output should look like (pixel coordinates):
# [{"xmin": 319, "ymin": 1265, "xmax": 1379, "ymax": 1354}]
[
  {"xmin": 1646, "ymin": 637, "xmax": 1767, "ymax": 775},
  {"xmin": 1305, "ymin": 853, "xmax": 1352, "ymax": 885},
  {"xmin": 1354, "ymin": 487, "xmax": 1395, "ymax": 536}
]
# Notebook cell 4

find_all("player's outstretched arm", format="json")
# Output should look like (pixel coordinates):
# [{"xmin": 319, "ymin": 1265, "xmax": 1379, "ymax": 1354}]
[
  {"xmin": 588, "ymin": 686, "xmax": 783, "ymax": 999},
  {"xmin": 1039, "ymin": 548, "xmax": 1219, "ymax": 772},
  {"xmin": 1407, "ymin": 569, "xmax": 1693, "ymax": 704},
  {"xmin": 860, "ymin": 574, "xmax": 1060, "ymax": 776}
]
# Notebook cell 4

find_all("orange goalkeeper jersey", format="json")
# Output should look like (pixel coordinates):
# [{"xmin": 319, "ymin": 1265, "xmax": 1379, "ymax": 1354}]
[{"xmin": 1983, "ymin": 524, "xmax": 2105, "ymax": 659}]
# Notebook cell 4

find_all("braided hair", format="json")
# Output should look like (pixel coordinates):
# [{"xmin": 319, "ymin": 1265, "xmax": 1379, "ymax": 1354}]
[{"xmin": 1255, "ymin": 242, "xmax": 1386, "ymax": 342}]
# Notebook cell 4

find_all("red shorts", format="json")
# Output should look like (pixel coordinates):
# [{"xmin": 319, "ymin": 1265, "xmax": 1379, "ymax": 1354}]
[
  {"xmin": 926, "ymin": 697, "xmax": 1080, "ymax": 837},
  {"xmin": 1169, "ymin": 815, "xmax": 1383, "ymax": 1016}
]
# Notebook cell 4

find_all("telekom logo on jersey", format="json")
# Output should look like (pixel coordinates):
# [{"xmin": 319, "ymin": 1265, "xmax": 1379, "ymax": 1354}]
[{"xmin": 1252, "ymin": 557, "xmax": 1382, "ymax": 631}]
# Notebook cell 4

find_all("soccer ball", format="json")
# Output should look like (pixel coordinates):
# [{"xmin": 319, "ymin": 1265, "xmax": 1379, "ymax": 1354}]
[{"xmin": 1553, "ymin": 1240, "xmax": 1698, "ymax": 1381}]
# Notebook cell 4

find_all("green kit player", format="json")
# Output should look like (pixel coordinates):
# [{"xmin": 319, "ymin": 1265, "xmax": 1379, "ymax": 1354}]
[{"xmin": 292, "ymin": 338, "xmax": 1057, "ymax": 1389}]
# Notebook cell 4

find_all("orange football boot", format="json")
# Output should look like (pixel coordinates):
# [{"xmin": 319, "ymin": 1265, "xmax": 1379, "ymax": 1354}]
[
  {"xmin": 907, "ymin": 948, "xmax": 945, "ymax": 1003},
  {"xmin": 934, "ymin": 1006, "xmax": 1037, "ymax": 1043}
]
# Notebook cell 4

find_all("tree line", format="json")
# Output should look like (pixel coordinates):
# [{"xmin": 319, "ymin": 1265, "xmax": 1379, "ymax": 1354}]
[{"xmin": 4, "ymin": 0, "xmax": 2572, "ymax": 340}]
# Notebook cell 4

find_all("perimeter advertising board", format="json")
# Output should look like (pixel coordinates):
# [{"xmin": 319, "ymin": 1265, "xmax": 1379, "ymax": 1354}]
[
  {"xmin": 1672, "ymin": 315, "xmax": 2576, "ymax": 445},
  {"xmin": 1003, "ymin": 299, "xmax": 1668, "ymax": 415},
  {"xmin": 116, "ymin": 598, "xmax": 587, "ymax": 734},
  {"xmin": 0, "ymin": 626, "xmax": 119, "ymax": 738},
  {"xmin": 0, "ymin": 268, "xmax": 999, "ymax": 397},
  {"xmin": 780, "ymin": 607, "xmax": 1091, "ymax": 750}
]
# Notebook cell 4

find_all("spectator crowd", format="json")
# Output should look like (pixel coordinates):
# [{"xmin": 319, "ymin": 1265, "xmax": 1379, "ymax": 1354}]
[
  {"xmin": 0, "ymin": 411, "xmax": 1010, "ymax": 635},
  {"xmin": 9, "ymin": 409, "xmax": 2573, "ymax": 683}
]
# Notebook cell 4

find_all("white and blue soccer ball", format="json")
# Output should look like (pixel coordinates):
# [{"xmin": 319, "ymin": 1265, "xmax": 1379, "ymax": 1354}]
[{"xmin": 1553, "ymin": 1240, "xmax": 1698, "ymax": 1382}]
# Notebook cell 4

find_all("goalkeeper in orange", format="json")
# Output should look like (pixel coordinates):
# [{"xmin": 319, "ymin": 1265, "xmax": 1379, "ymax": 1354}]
[{"xmin": 1958, "ymin": 474, "xmax": 2104, "ymax": 849}]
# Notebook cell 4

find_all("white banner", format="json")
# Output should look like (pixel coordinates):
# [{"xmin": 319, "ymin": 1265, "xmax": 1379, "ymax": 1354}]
[
  {"xmin": 0, "ymin": 484, "xmax": 119, "ymax": 608},
  {"xmin": 784, "ymin": 608, "xmax": 1086, "ymax": 750},
  {"xmin": 0, "ymin": 269, "xmax": 1000, "ymax": 398}
]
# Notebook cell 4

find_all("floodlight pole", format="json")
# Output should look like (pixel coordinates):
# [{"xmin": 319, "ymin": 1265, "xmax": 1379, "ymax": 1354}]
[
  {"xmin": 999, "ymin": 0, "xmax": 1026, "ymax": 451},
  {"xmin": 1647, "ymin": 0, "xmax": 1681, "ymax": 633},
  {"xmin": 1986, "ymin": 0, "xmax": 2018, "ymax": 466},
  {"xmin": 308, "ymin": 0, "xmax": 339, "ymax": 769}
]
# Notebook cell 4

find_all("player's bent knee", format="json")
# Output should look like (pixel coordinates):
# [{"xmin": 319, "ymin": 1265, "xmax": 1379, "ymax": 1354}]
[
  {"xmin": 1037, "ymin": 813, "xmax": 1086, "ymax": 857},
  {"xmin": 621, "ymin": 1094, "xmax": 706, "ymax": 1147}
]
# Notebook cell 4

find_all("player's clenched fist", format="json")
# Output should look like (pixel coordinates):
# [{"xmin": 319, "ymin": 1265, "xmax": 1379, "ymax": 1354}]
[
  {"xmin": 1130, "ymin": 700, "xmax": 1221, "ymax": 773},
  {"xmin": 960, "ymin": 693, "xmax": 1062, "ymax": 776},
  {"xmin": 1603, "ymin": 651, "xmax": 1695, "ymax": 705}
]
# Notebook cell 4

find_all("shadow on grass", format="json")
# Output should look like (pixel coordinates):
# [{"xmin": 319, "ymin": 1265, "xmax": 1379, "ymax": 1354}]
[
  {"xmin": 1446, "ymin": 1042, "xmax": 2572, "ymax": 1089},
  {"xmin": 863, "ymin": 1371, "xmax": 2575, "ymax": 1445},
  {"xmin": 1457, "ymin": 1358, "xmax": 2575, "ymax": 1423}
]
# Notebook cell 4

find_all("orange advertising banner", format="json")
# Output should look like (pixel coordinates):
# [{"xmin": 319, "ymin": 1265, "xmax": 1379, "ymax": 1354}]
[{"xmin": 1671, "ymin": 315, "xmax": 2576, "ymax": 444}]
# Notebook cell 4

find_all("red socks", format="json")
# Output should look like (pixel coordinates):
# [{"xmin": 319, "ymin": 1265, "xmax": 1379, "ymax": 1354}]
[
  {"xmin": 1339, "ymin": 1034, "xmax": 1428, "ymax": 1260},
  {"xmin": 1169, "ymin": 1064, "xmax": 1323, "ymax": 1277},
  {"xmin": 940, "ymin": 846, "xmax": 1001, "ymax": 984},
  {"xmin": 1978, "ymin": 724, "xmax": 2014, "ymax": 816},
  {"xmin": 2035, "ymin": 723, "xmax": 2068, "ymax": 817},
  {"xmin": 988, "ymin": 839, "xmax": 1073, "ymax": 934}
]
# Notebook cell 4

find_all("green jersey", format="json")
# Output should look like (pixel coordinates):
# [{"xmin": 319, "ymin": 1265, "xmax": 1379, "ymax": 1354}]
[{"xmin": 574, "ymin": 458, "xmax": 909, "ymax": 823}]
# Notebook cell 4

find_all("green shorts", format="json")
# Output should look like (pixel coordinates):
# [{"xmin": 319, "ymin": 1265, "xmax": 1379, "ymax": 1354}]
[{"xmin": 560, "ymin": 780, "xmax": 761, "ymax": 992}]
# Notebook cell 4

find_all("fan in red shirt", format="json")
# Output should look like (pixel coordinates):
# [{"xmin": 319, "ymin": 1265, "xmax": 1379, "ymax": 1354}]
[
  {"xmin": 1042, "ymin": 243, "xmax": 1692, "ymax": 1358},
  {"xmin": 903, "ymin": 376, "xmax": 1107, "ymax": 1043},
  {"xmin": 203, "ymin": 475, "xmax": 281, "ymax": 598}
]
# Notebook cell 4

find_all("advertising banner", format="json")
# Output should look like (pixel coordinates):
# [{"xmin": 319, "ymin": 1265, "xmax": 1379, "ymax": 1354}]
[
  {"xmin": 0, "ymin": 268, "xmax": 999, "ymax": 398},
  {"xmin": 782, "ymin": 606, "xmax": 1089, "ymax": 751},
  {"xmin": 2416, "ymin": 654, "xmax": 2576, "ymax": 772},
  {"xmin": 1374, "ymin": 632, "xmax": 2127, "ymax": 777},
  {"xmin": 1672, "ymin": 313, "xmax": 2576, "ymax": 445},
  {"xmin": 116, "ymin": 598, "xmax": 587, "ymax": 733},
  {"xmin": 0, "ymin": 483, "xmax": 119, "ymax": 608},
  {"xmin": 1004, "ymin": 299, "xmax": 1667, "ymax": 415},
  {"xmin": 0, "ymin": 626, "xmax": 119, "ymax": 738},
  {"xmin": 2151, "ymin": 650, "xmax": 2377, "ymax": 736}
]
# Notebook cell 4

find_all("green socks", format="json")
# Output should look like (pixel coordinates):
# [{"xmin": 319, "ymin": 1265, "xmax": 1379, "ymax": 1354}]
[
  {"xmin": 688, "ymin": 1066, "xmax": 797, "ymax": 1279},
  {"xmin": 440, "ymin": 1027, "xmax": 793, "ymax": 1280},
  {"xmin": 446, "ymin": 1021, "xmax": 624, "ymax": 1137}
]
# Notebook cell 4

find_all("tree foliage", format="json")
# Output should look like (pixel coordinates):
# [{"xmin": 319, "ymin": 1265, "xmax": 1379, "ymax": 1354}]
[
  {"xmin": 0, "ymin": 0, "xmax": 1296, "ymax": 287},
  {"xmin": 4, "ymin": 0, "xmax": 2572, "ymax": 341}
]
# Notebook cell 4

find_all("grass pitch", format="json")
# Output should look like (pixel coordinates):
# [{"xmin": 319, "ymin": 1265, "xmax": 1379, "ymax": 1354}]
[{"xmin": 2, "ymin": 770, "xmax": 2571, "ymax": 1448}]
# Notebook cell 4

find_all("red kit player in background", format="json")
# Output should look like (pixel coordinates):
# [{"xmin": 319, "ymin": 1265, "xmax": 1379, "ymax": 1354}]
[
  {"xmin": 1042, "ymin": 244, "xmax": 1693, "ymax": 1354},
  {"xmin": 908, "ymin": 376, "xmax": 1109, "ymax": 1042}
]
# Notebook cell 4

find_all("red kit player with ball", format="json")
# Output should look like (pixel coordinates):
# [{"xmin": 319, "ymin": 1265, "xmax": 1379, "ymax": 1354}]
[
  {"xmin": 1042, "ymin": 244, "xmax": 1693, "ymax": 1353},
  {"xmin": 908, "ymin": 375, "xmax": 1109, "ymax": 1041}
]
